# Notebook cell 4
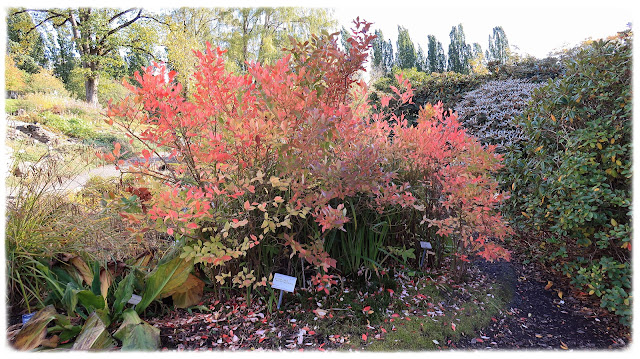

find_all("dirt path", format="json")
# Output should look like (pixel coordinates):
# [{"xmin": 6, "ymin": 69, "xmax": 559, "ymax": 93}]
[
  {"xmin": 51, "ymin": 164, "xmax": 122, "ymax": 192},
  {"xmin": 453, "ymin": 259, "xmax": 628, "ymax": 350}
]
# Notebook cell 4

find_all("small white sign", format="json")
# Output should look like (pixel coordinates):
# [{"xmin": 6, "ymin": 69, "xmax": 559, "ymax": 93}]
[
  {"xmin": 272, "ymin": 273, "xmax": 297, "ymax": 292},
  {"xmin": 420, "ymin": 241, "xmax": 432, "ymax": 249},
  {"xmin": 128, "ymin": 294, "xmax": 142, "ymax": 305}
]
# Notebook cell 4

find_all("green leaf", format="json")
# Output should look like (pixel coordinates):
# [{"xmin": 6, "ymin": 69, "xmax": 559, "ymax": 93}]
[
  {"xmin": 113, "ymin": 271, "xmax": 136, "ymax": 318},
  {"xmin": 113, "ymin": 309, "xmax": 160, "ymax": 351},
  {"xmin": 77, "ymin": 290, "xmax": 105, "ymax": 312},
  {"xmin": 90, "ymin": 261, "xmax": 101, "ymax": 296},
  {"xmin": 136, "ymin": 256, "xmax": 193, "ymax": 314},
  {"xmin": 61, "ymin": 282, "xmax": 79, "ymax": 316},
  {"xmin": 59, "ymin": 326, "xmax": 82, "ymax": 343}
]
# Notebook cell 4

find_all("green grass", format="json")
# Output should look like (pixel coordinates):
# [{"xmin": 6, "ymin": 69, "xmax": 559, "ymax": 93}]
[
  {"xmin": 261, "ymin": 269, "xmax": 511, "ymax": 351},
  {"xmin": 366, "ymin": 275, "xmax": 510, "ymax": 351}
]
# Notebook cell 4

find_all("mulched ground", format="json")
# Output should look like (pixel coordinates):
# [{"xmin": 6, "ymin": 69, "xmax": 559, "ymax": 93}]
[
  {"xmin": 453, "ymin": 258, "xmax": 629, "ymax": 350},
  {"xmin": 146, "ymin": 255, "xmax": 630, "ymax": 351}
]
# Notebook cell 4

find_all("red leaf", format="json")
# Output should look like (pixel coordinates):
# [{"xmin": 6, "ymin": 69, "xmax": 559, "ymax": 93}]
[
  {"xmin": 186, "ymin": 222, "xmax": 199, "ymax": 229},
  {"xmin": 362, "ymin": 333, "xmax": 367, "ymax": 341}
]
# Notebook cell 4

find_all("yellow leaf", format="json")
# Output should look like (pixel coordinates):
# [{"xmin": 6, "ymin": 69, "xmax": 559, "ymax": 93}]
[
  {"xmin": 99, "ymin": 268, "xmax": 113, "ymax": 301},
  {"xmin": 171, "ymin": 274, "xmax": 205, "ymax": 308},
  {"xmin": 534, "ymin": 146, "xmax": 543, "ymax": 152},
  {"xmin": 544, "ymin": 281, "xmax": 553, "ymax": 290},
  {"xmin": 535, "ymin": 334, "xmax": 543, "ymax": 338},
  {"xmin": 560, "ymin": 342, "xmax": 568, "ymax": 350},
  {"xmin": 550, "ymin": 114, "xmax": 556, "ymax": 122},
  {"xmin": 596, "ymin": 143, "xmax": 603, "ymax": 150},
  {"xmin": 610, "ymin": 138, "xmax": 615, "ymax": 144},
  {"xmin": 611, "ymin": 218, "xmax": 618, "ymax": 227},
  {"xmin": 558, "ymin": 291, "xmax": 563, "ymax": 299},
  {"xmin": 589, "ymin": 290, "xmax": 595, "ymax": 295},
  {"xmin": 70, "ymin": 256, "xmax": 93, "ymax": 285},
  {"xmin": 616, "ymin": 160, "xmax": 622, "ymax": 166},
  {"xmin": 594, "ymin": 188, "xmax": 600, "ymax": 192}
]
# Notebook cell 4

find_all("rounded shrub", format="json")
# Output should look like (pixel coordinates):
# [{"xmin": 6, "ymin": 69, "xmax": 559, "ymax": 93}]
[
  {"xmin": 503, "ymin": 30, "xmax": 631, "ymax": 325},
  {"xmin": 27, "ymin": 69, "xmax": 69, "ymax": 96},
  {"xmin": 455, "ymin": 79, "xmax": 543, "ymax": 152}
]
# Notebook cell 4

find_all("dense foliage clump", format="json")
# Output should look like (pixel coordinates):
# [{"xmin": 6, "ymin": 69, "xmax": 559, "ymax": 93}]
[
  {"xmin": 370, "ymin": 68, "xmax": 487, "ymax": 125},
  {"xmin": 455, "ymin": 79, "xmax": 543, "ymax": 152},
  {"xmin": 502, "ymin": 30, "xmax": 632, "ymax": 325},
  {"xmin": 101, "ymin": 21, "xmax": 511, "ymax": 300}
]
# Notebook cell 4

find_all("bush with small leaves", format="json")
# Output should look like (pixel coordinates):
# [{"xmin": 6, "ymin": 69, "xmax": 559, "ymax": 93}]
[
  {"xmin": 100, "ymin": 20, "xmax": 511, "ymax": 302},
  {"xmin": 455, "ymin": 79, "xmax": 543, "ymax": 152}
]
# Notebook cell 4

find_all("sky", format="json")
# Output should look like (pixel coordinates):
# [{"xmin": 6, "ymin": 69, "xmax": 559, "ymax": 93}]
[
  {"xmin": 8, "ymin": 0, "xmax": 635, "ymax": 59},
  {"xmin": 331, "ymin": 0, "xmax": 634, "ymax": 59}
]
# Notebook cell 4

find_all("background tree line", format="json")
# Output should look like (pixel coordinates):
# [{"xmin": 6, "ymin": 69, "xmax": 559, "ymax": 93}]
[
  {"xmin": 6, "ymin": 7, "xmax": 335, "ymax": 105},
  {"xmin": 7, "ymin": 6, "xmax": 510, "ymax": 105},
  {"xmin": 370, "ymin": 23, "xmax": 510, "ymax": 79}
]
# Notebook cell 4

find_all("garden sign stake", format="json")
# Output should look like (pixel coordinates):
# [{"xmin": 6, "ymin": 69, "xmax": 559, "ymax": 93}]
[
  {"xmin": 419, "ymin": 241, "xmax": 432, "ymax": 267},
  {"xmin": 272, "ymin": 273, "xmax": 297, "ymax": 310}
]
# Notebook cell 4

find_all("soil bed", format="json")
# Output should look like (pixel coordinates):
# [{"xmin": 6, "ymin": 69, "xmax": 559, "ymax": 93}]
[{"xmin": 453, "ymin": 258, "xmax": 628, "ymax": 350}]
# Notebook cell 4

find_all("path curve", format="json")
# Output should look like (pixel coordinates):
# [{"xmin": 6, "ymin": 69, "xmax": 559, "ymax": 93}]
[{"xmin": 454, "ymin": 259, "xmax": 628, "ymax": 350}]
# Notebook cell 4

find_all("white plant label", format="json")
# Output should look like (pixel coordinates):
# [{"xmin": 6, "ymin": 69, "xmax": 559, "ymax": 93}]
[
  {"xmin": 128, "ymin": 294, "xmax": 142, "ymax": 305},
  {"xmin": 420, "ymin": 241, "xmax": 432, "ymax": 249},
  {"xmin": 272, "ymin": 273, "xmax": 297, "ymax": 292}
]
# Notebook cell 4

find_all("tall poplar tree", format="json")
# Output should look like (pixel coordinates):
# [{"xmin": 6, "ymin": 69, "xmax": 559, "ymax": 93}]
[
  {"xmin": 486, "ymin": 26, "xmax": 510, "ymax": 64},
  {"xmin": 395, "ymin": 26, "xmax": 416, "ymax": 69},
  {"xmin": 415, "ymin": 44, "xmax": 426, "ymax": 72},
  {"xmin": 447, "ymin": 24, "xmax": 471, "ymax": 74},
  {"xmin": 427, "ymin": 34, "xmax": 446, "ymax": 73}
]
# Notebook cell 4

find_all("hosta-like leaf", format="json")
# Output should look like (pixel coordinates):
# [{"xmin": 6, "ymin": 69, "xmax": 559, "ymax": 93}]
[
  {"xmin": 112, "ymin": 271, "xmax": 136, "ymax": 317},
  {"xmin": 171, "ymin": 274, "xmax": 205, "ymax": 308},
  {"xmin": 113, "ymin": 309, "xmax": 160, "ymax": 351},
  {"xmin": 136, "ymin": 256, "xmax": 193, "ymax": 314},
  {"xmin": 71, "ymin": 312, "xmax": 116, "ymax": 350},
  {"xmin": 12, "ymin": 305, "xmax": 57, "ymax": 350}
]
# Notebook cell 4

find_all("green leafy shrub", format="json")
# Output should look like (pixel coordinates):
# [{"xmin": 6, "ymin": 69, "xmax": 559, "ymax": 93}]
[
  {"xmin": 503, "ymin": 30, "xmax": 631, "ymax": 325},
  {"xmin": 40, "ymin": 112, "xmax": 96, "ymax": 139},
  {"xmin": 488, "ymin": 56, "xmax": 564, "ymax": 82}
]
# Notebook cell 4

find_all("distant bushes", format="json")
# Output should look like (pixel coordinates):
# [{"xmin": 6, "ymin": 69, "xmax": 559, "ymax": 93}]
[
  {"xmin": 488, "ymin": 56, "xmax": 564, "ymax": 82},
  {"xmin": 370, "ymin": 68, "xmax": 487, "ymax": 124},
  {"xmin": 27, "ymin": 69, "xmax": 69, "ymax": 96},
  {"xmin": 502, "ymin": 30, "xmax": 631, "ymax": 326}
]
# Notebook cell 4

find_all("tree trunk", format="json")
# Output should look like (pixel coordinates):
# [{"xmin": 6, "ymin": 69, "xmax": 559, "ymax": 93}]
[{"xmin": 85, "ymin": 75, "xmax": 99, "ymax": 106}]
